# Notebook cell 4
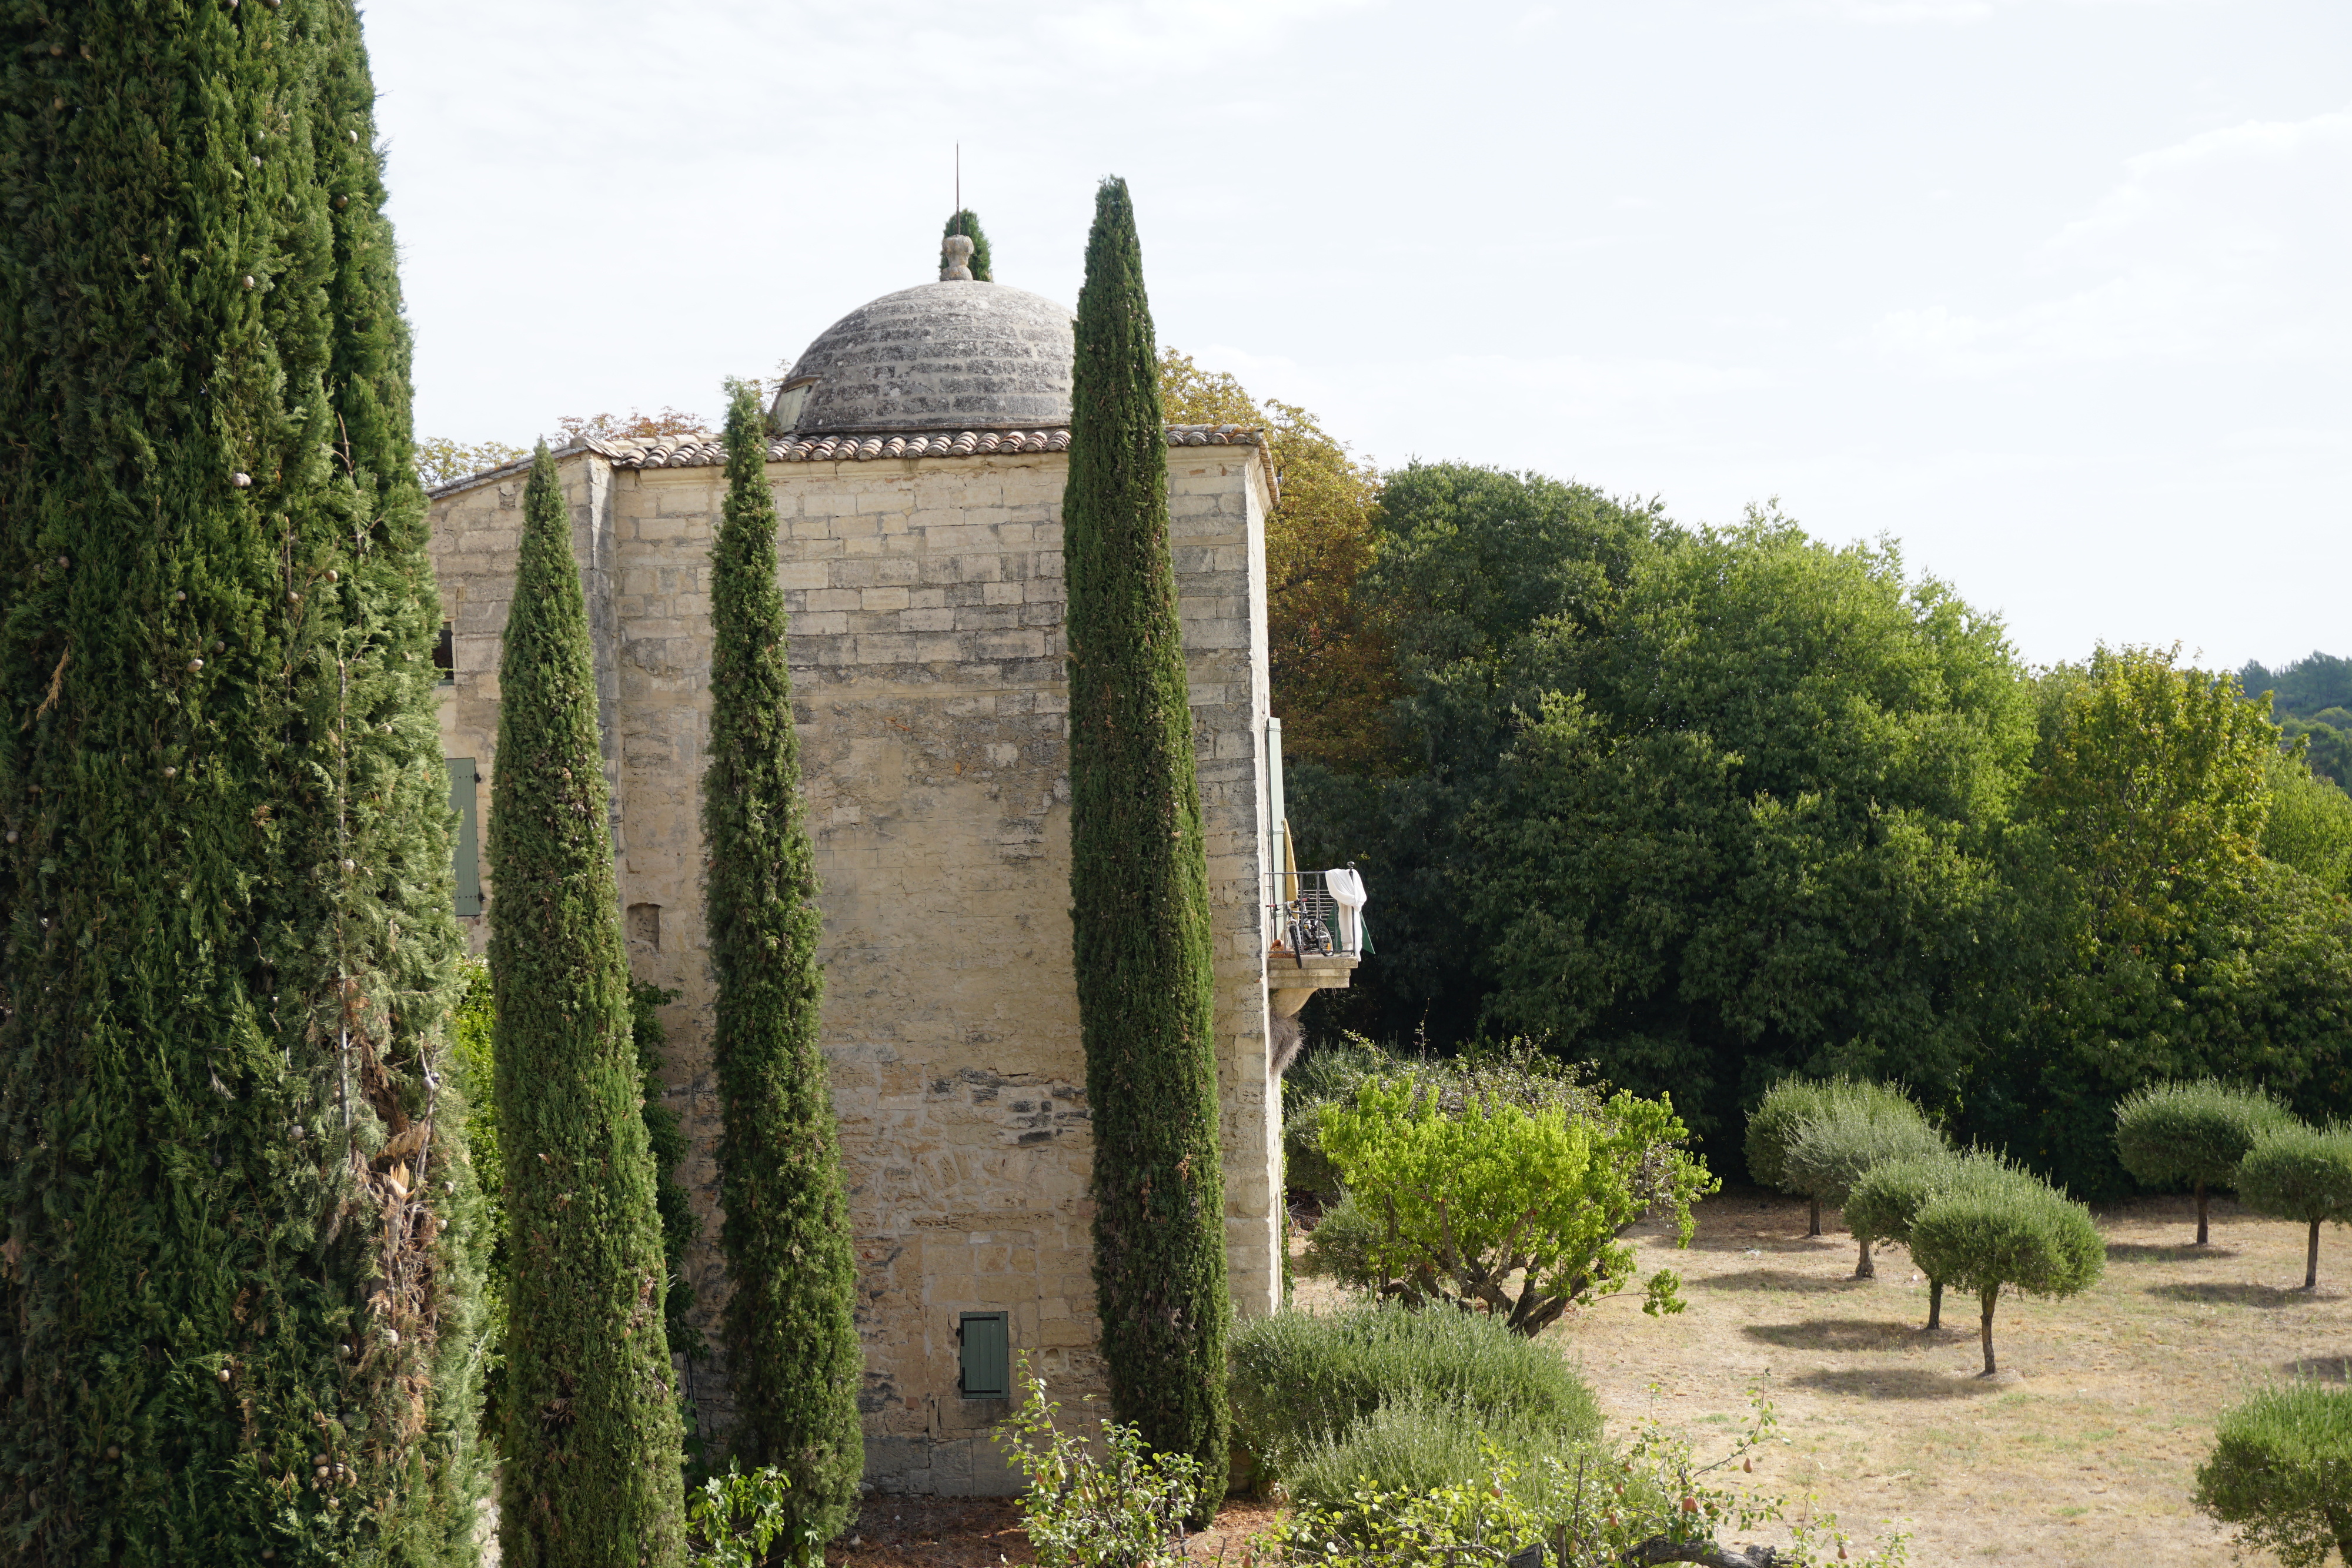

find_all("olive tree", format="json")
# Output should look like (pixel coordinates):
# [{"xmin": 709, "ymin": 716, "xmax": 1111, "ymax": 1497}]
[
  {"xmin": 1843, "ymin": 1150, "xmax": 1986, "ymax": 1329},
  {"xmin": 1781, "ymin": 1099, "xmax": 1948, "ymax": 1278},
  {"xmin": 1906, "ymin": 1178, "xmax": 2104, "ymax": 1376},
  {"xmin": 2114, "ymin": 1078, "xmax": 2295, "ymax": 1245},
  {"xmin": 1745, "ymin": 1078, "xmax": 1925, "ymax": 1238},
  {"xmin": 2194, "ymin": 1383, "xmax": 2352, "ymax": 1566},
  {"xmin": 2234, "ymin": 1124, "xmax": 2352, "ymax": 1290}
]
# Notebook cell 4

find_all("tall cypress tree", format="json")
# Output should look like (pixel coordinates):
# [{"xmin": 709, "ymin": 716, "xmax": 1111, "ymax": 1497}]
[
  {"xmin": 491, "ymin": 447, "xmax": 685, "ymax": 1568},
  {"xmin": 704, "ymin": 382, "xmax": 863, "ymax": 1560},
  {"xmin": 941, "ymin": 209, "xmax": 993, "ymax": 280},
  {"xmin": 1061, "ymin": 177, "xmax": 1231, "ymax": 1520},
  {"xmin": 0, "ymin": 4, "xmax": 482, "ymax": 1563}
]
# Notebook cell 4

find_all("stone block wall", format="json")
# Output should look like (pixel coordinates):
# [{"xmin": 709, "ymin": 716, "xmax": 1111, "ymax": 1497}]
[{"xmin": 428, "ymin": 443, "xmax": 1279, "ymax": 1495}]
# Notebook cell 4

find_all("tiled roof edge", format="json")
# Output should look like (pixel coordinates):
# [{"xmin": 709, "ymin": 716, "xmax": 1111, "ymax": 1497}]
[{"xmin": 426, "ymin": 425, "xmax": 1265, "ymax": 496}]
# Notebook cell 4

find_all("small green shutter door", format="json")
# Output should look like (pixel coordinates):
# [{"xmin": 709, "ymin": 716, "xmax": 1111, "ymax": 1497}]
[
  {"xmin": 447, "ymin": 758, "xmax": 480, "ymax": 916},
  {"xmin": 958, "ymin": 1312, "xmax": 1009, "ymax": 1398}
]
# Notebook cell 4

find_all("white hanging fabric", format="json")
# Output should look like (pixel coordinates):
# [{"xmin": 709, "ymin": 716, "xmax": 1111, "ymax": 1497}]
[{"xmin": 1325, "ymin": 867, "xmax": 1368, "ymax": 954}]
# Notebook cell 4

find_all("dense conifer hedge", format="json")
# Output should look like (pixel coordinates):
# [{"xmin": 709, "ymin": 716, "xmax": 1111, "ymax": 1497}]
[
  {"xmin": 1063, "ymin": 176, "xmax": 1231, "ymax": 1518},
  {"xmin": 704, "ymin": 383, "xmax": 863, "ymax": 1559},
  {"xmin": 0, "ymin": 3, "xmax": 486, "ymax": 1561},
  {"xmin": 490, "ymin": 447, "xmax": 685, "ymax": 1567}
]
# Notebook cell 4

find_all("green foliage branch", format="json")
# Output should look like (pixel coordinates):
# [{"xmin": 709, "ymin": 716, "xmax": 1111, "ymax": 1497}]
[
  {"xmin": 1317, "ymin": 1074, "xmax": 1714, "ymax": 1335},
  {"xmin": 2112, "ymin": 1078, "xmax": 2294, "ymax": 1245},
  {"xmin": 2193, "ymin": 1383, "xmax": 2352, "ymax": 1568},
  {"xmin": 1063, "ymin": 176, "xmax": 1230, "ymax": 1518},
  {"xmin": 702, "ymin": 382, "xmax": 863, "ymax": 1553},
  {"xmin": 489, "ymin": 445, "xmax": 686, "ymax": 1567},
  {"xmin": 995, "ymin": 1360, "xmax": 1206, "ymax": 1568},
  {"xmin": 2233, "ymin": 1123, "xmax": 2352, "ymax": 1290}
]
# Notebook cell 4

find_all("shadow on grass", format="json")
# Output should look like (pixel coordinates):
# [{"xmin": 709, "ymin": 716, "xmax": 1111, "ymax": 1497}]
[
  {"xmin": 2146, "ymin": 1282, "xmax": 2314, "ymax": 1309},
  {"xmin": 1788, "ymin": 1367, "xmax": 1999, "ymax": 1400},
  {"xmin": 1741, "ymin": 1318, "xmax": 1929, "ymax": 1353},
  {"xmin": 2283, "ymin": 1355, "xmax": 2351, "ymax": 1382},
  {"xmin": 1695, "ymin": 1269, "xmax": 1876, "ymax": 1295},
  {"xmin": 2106, "ymin": 1242, "xmax": 2239, "ymax": 1264}
]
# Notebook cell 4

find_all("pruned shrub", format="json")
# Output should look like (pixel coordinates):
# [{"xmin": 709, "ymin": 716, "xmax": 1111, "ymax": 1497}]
[
  {"xmin": 2113, "ymin": 1078, "xmax": 2295, "ymax": 1244},
  {"xmin": 1843, "ymin": 1151, "xmax": 1962, "ymax": 1326},
  {"xmin": 2194, "ymin": 1383, "xmax": 2352, "ymax": 1567},
  {"xmin": 1780, "ymin": 1098, "xmax": 1947, "ymax": 1277},
  {"xmin": 2234, "ymin": 1124, "xmax": 2352, "ymax": 1290},
  {"xmin": 995, "ymin": 1360, "xmax": 1205, "ymax": 1568},
  {"xmin": 1280, "ymin": 1399, "xmax": 1585, "ymax": 1516},
  {"xmin": 1745, "ymin": 1077, "xmax": 1920, "ymax": 1235},
  {"xmin": 1228, "ymin": 1302, "xmax": 1600, "ymax": 1483},
  {"xmin": 1318, "ymin": 1074, "xmax": 1713, "ymax": 1334},
  {"xmin": 1906, "ymin": 1177, "xmax": 2104, "ymax": 1375}
]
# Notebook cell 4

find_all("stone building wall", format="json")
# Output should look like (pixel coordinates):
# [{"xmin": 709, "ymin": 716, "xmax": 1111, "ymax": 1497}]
[{"xmin": 428, "ymin": 443, "xmax": 1280, "ymax": 1495}]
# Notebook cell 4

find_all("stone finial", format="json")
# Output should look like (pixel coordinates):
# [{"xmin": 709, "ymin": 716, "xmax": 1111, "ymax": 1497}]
[{"xmin": 940, "ymin": 233, "xmax": 975, "ymax": 282}]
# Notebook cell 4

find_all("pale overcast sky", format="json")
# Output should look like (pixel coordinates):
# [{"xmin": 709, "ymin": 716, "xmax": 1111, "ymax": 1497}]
[{"xmin": 369, "ymin": 1, "xmax": 2348, "ymax": 673}]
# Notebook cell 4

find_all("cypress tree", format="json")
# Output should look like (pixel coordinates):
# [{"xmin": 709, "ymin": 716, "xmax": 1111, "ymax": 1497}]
[
  {"xmin": 941, "ymin": 208, "xmax": 993, "ymax": 280},
  {"xmin": 0, "ymin": 4, "xmax": 482, "ymax": 1563},
  {"xmin": 704, "ymin": 382, "xmax": 863, "ymax": 1559},
  {"xmin": 490, "ymin": 446, "xmax": 686, "ymax": 1568},
  {"xmin": 1062, "ymin": 177, "xmax": 1231, "ymax": 1520}
]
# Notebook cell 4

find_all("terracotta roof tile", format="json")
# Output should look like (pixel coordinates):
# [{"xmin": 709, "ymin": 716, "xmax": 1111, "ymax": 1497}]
[{"xmin": 427, "ymin": 424, "xmax": 1264, "ymax": 498}]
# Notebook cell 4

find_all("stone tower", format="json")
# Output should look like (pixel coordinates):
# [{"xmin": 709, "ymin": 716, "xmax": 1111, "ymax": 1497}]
[{"xmin": 426, "ymin": 267, "xmax": 1358, "ymax": 1493}]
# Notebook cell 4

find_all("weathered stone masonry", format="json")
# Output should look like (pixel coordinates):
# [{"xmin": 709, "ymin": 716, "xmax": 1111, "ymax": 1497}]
[{"xmin": 429, "ymin": 441, "xmax": 1282, "ymax": 1493}]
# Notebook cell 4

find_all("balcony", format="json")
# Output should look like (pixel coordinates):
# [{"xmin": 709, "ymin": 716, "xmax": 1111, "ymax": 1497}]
[{"xmin": 1266, "ymin": 867, "xmax": 1365, "ymax": 1019}]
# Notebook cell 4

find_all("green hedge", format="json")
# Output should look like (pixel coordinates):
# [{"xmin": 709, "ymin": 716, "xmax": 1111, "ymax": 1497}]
[{"xmin": 1229, "ymin": 1303, "xmax": 1599, "ymax": 1483}]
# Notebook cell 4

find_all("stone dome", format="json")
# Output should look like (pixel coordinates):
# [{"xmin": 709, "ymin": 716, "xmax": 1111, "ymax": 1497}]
[{"xmin": 776, "ymin": 280, "xmax": 1074, "ymax": 436}]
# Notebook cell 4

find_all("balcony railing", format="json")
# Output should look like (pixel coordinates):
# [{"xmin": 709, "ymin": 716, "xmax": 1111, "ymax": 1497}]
[{"xmin": 1266, "ymin": 867, "xmax": 1368, "ymax": 962}]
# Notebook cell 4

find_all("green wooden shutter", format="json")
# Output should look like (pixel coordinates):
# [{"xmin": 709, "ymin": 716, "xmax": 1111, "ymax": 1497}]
[
  {"xmin": 958, "ymin": 1312, "xmax": 1009, "ymax": 1398},
  {"xmin": 447, "ymin": 758, "xmax": 480, "ymax": 916}
]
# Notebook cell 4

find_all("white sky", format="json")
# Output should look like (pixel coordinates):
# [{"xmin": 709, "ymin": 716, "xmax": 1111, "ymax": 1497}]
[{"xmin": 368, "ymin": 0, "xmax": 2350, "ymax": 673}]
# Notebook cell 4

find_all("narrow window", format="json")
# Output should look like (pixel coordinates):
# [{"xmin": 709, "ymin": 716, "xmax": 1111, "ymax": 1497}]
[
  {"xmin": 447, "ymin": 757, "xmax": 480, "ymax": 916},
  {"xmin": 434, "ymin": 622, "xmax": 455, "ymax": 684},
  {"xmin": 957, "ymin": 1312, "xmax": 1010, "ymax": 1399}
]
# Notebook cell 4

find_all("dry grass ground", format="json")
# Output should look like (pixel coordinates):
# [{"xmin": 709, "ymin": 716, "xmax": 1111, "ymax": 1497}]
[
  {"xmin": 835, "ymin": 1189, "xmax": 2347, "ymax": 1565},
  {"xmin": 1559, "ymin": 1188, "xmax": 2352, "ymax": 1566}
]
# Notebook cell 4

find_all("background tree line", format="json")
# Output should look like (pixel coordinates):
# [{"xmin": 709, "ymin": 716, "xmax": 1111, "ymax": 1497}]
[{"xmin": 1175, "ymin": 360, "xmax": 2352, "ymax": 1202}]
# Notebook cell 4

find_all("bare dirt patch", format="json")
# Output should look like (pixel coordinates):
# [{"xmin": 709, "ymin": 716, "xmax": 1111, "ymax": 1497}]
[{"xmin": 1556, "ymin": 1188, "xmax": 2351, "ymax": 1566}]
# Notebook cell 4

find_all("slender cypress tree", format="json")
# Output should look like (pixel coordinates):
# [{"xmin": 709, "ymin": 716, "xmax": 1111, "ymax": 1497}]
[
  {"xmin": 491, "ymin": 446, "xmax": 686, "ymax": 1568},
  {"xmin": 941, "ymin": 208, "xmax": 993, "ymax": 280},
  {"xmin": 704, "ymin": 382, "xmax": 863, "ymax": 1559},
  {"xmin": 1062, "ymin": 177, "xmax": 1231, "ymax": 1520},
  {"xmin": 0, "ymin": 4, "xmax": 481, "ymax": 1563}
]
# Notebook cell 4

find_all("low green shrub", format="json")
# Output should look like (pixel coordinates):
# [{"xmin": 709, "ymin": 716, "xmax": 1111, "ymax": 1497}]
[
  {"xmin": 1280, "ymin": 1399, "xmax": 1584, "ymax": 1516},
  {"xmin": 1299, "ymin": 1191, "xmax": 1382, "ymax": 1290},
  {"xmin": 1780, "ymin": 1099, "xmax": 1947, "ymax": 1278},
  {"xmin": 2234, "ymin": 1123, "xmax": 2352, "ymax": 1290},
  {"xmin": 1906, "ymin": 1176, "xmax": 2103, "ymax": 1376},
  {"xmin": 1228, "ymin": 1303, "xmax": 1601, "ymax": 1482},
  {"xmin": 995, "ymin": 1359, "xmax": 1204, "ymax": 1568},
  {"xmin": 2194, "ymin": 1383, "xmax": 2352, "ymax": 1567},
  {"xmin": 2113, "ymin": 1078, "xmax": 2294, "ymax": 1245},
  {"xmin": 1257, "ymin": 1392, "xmax": 1904, "ymax": 1567},
  {"xmin": 686, "ymin": 1463, "xmax": 796, "ymax": 1567}
]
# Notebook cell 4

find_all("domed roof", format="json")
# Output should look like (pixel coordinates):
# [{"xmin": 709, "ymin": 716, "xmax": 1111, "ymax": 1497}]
[{"xmin": 777, "ymin": 280, "xmax": 1074, "ymax": 436}]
